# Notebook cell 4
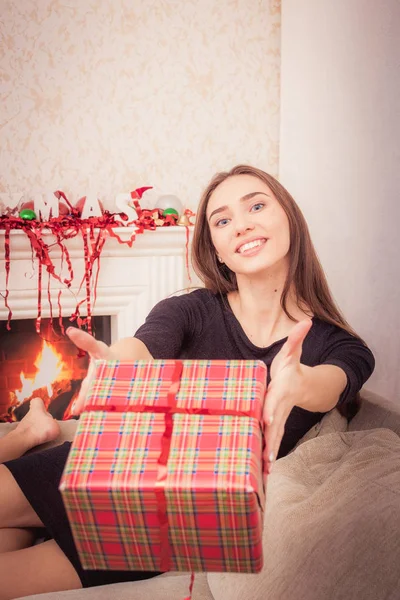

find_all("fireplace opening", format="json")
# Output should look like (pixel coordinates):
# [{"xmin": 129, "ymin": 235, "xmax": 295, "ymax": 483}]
[{"xmin": 0, "ymin": 317, "xmax": 111, "ymax": 422}]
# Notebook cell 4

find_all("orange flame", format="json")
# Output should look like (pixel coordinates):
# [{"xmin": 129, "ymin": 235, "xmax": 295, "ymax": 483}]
[{"xmin": 15, "ymin": 341, "xmax": 71, "ymax": 404}]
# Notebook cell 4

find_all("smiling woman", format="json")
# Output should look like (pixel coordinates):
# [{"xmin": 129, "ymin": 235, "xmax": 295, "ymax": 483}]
[
  {"xmin": 0, "ymin": 165, "xmax": 374, "ymax": 598},
  {"xmin": 192, "ymin": 165, "xmax": 359, "ymax": 336},
  {"xmin": 207, "ymin": 177, "xmax": 291, "ymax": 280}
]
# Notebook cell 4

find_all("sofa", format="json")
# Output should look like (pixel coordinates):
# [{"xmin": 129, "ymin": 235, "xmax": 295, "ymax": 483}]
[{"xmin": 2, "ymin": 388, "xmax": 399, "ymax": 600}]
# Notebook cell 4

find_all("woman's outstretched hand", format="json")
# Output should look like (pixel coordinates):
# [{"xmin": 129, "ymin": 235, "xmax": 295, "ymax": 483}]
[
  {"xmin": 66, "ymin": 327, "xmax": 114, "ymax": 415},
  {"xmin": 263, "ymin": 318, "xmax": 313, "ymax": 473},
  {"xmin": 66, "ymin": 329, "xmax": 152, "ymax": 415}
]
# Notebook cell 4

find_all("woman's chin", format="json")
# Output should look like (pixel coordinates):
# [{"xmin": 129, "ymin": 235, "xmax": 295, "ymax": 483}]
[{"xmin": 234, "ymin": 257, "xmax": 288, "ymax": 279}]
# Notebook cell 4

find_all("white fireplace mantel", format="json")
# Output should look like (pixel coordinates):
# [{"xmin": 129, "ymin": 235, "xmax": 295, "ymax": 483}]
[{"xmin": 0, "ymin": 227, "xmax": 196, "ymax": 342}]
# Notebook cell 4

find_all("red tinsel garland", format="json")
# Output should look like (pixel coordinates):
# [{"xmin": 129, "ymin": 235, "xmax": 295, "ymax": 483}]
[{"xmin": 0, "ymin": 198, "xmax": 193, "ymax": 336}]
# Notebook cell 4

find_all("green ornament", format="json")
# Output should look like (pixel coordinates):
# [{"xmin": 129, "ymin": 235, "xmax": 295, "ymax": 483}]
[
  {"xmin": 19, "ymin": 208, "xmax": 37, "ymax": 220},
  {"xmin": 162, "ymin": 208, "xmax": 179, "ymax": 218}
]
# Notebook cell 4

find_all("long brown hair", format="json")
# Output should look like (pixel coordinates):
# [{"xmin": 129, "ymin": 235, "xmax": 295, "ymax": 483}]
[{"xmin": 192, "ymin": 164, "xmax": 360, "ymax": 340}]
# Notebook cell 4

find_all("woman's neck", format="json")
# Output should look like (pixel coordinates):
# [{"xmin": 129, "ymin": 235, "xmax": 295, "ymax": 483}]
[{"xmin": 228, "ymin": 271, "xmax": 310, "ymax": 348}]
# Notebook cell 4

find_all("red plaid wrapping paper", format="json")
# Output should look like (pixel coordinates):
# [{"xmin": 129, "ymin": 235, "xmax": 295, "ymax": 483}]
[{"xmin": 59, "ymin": 359, "xmax": 267, "ymax": 574}]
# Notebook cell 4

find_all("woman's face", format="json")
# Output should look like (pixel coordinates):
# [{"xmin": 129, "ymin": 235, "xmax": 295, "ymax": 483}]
[{"xmin": 206, "ymin": 174, "xmax": 291, "ymax": 278}]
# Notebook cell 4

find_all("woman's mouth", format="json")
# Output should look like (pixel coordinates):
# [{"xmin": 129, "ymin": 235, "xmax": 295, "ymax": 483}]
[{"xmin": 236, "ymin": 238, "xmax": 267, "ymax": 256}]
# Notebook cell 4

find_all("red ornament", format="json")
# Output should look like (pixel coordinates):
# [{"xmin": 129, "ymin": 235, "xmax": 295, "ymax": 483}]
[
  {"xmin": 19, "ymin": 200, "xmax": 35, "ymax": 212},
  {"xmin": 54, "ymin": 191, "xmax": 77, "ymax": 216},
  {"xmin": 58, "ymin": 201, "xmax": 70, "ymax": 216}
]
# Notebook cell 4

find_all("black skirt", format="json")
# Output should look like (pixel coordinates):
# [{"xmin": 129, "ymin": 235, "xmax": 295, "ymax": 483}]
[{"xmin": 4, "ymin": 442, "xmax": 162, "ymax": 588}]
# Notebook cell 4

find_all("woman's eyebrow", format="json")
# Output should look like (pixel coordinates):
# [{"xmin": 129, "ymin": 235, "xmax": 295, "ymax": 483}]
[
  {"xmin": 240, "ymin": 191, "xmax": 269, "ymax": 202},
  {"xmin": 208, "ymin": 192, "xmax": 269, "ymax": 221}
]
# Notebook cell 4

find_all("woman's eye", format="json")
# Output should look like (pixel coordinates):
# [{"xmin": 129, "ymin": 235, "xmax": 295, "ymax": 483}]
[
  {"xmin": 251, "ymin": 202, "xmax": 265, "ymax": 212},
  {"xmin": 215, "ymin": 218, "xmax": 230, "ymax": 227}
]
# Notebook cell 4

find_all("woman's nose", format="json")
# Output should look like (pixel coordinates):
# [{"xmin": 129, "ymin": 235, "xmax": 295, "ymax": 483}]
[{"xmin": 235, "ymin": 220, "xmax": 254, "ymax": 236}]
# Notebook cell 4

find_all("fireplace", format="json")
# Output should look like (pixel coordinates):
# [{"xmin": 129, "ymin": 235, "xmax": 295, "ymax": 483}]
[
  {"xmin": 0, "ymin": 316, "xmax": 111, "ymax": 421},
  {"xmin": 0, "ymin": 227, "xmax": 194, "ymax": 421}
]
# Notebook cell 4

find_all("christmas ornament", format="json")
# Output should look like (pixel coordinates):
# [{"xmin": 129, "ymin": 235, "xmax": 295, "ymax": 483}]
[
  {"xmin": 19, "ymin": 208, "xmax": 37, "ymax": 220},
  {"xmin": 114, "ymin": 187, "xmax": 153, "ymax": 224},
  {"xmin": 155, "ymin": 194, "xmax": 183, "ymax": 215},
  {"xmin": 58, "ymin": 201, "xmax": 70, "ymax": 215},
  {"xmin": 162, "ymin": 208, "xmax": 179, "ymax": 218},
  {"xmin": 18, "ymin": 200, "xmax": 35, "ymax": 211},
  {"xmin": 177, "ymin": 213, "xmax": 190, "ymax": 227},
  {"xmin": 54, "ymin": 190, "xmax": 74, "ymax": 216}
]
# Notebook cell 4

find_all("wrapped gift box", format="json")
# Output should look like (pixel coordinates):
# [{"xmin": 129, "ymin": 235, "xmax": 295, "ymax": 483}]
[{"xmin": 59, "ymin": 359, "xmax": 267, "ymax": 573}]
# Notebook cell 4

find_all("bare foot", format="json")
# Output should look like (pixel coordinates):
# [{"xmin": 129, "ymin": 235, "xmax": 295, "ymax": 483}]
[{"xmin": 14, "ymin": 398, "xmax": 61, "ymax": 449}]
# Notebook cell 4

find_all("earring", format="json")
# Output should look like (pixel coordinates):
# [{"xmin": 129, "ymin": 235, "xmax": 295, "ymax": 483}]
[{"xmin": 217, "ymin": 255, "xmax": 224, "ymax": 264}]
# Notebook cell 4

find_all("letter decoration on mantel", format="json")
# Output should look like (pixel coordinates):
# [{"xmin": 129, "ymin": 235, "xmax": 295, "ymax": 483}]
[{"xmin": 0, "ymin": 188, "xmax": 195, "ymax": 335}]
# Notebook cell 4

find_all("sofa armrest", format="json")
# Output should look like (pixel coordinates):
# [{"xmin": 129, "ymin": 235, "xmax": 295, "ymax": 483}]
[{"xmin": 349, "ymin": 389, "xmax": 400, "ymax": 436}]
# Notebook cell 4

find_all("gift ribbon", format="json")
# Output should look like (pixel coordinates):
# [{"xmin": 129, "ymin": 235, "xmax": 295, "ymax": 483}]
[
  {"xmin": 154, "ymin": 359, "xmax": 183, "ymax": 571},
  {"xmin": 84, "ymin": 403, "xmax": 261, "ymax": 419}
]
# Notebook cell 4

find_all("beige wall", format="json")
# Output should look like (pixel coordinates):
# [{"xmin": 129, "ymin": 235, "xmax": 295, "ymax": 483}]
[
  {"xmin": 280, "ymin": 0, "xmax": 400, "ymax": 400},
  {"xmin": 0, "ymin": 0, "xmax": 280, "ymax": 211}
]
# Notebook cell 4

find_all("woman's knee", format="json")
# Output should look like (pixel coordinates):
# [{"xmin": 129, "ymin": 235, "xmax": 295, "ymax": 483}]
[
  {"xmin": 0, "ymin": 527, "xmax": 37, "ymax": 553},
  {"xmin": 0, "ymin": 540, "xmax": 82, "ymax": 600},
  {"xmin": 0, "ymin": 465, "xmax": 43, "ymax": 528}
]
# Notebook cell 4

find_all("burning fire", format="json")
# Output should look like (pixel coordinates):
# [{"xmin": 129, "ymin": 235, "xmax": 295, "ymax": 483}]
[{"xmin": 15, "ymin": 341, "xmax": 72, "ymax": 405}]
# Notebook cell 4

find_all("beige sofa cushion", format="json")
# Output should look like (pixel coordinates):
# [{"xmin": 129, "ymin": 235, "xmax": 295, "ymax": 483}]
[
  {"xmin": 349, "ymin": 389, "xmax": 400, "ymax": 436},
  {"xmin": 208, "ymin": 427, "xmax": 400, "ymax": 600},
  {"xmin": 16, "ymin": 572, "xmax": 212, "ymax": 600}
]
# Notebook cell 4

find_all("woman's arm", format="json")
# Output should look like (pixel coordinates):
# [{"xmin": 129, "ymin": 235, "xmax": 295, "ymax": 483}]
[
  {"xmin": 296, "ymin": 363, "xmax": 347, "ymax": 413},
  {"xmin": 67, "ymin": 329, "xmax": 153, "ymax": 361},
  {"xmin": 109, "ymin": 337, "xmax": 153, "ymax": 360}
]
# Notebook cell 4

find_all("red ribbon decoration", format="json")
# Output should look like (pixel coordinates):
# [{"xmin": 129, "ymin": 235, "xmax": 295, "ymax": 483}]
[
  {"xmin": 2, "ymin": 223, "xmax": 12, "ymax": 329},
  {"xmin": 36, "ymin": 258, "xmax": 42, "ymax": 334},
  {"xmin": 84, "ymin": 403, "xmax": 261, "ymax": 420},
  {"xmin": 155, "ymin": 359, "xmax": 184, "ymax": 571},
  {"xmin": 1, "ymin": 187, "xmax": 194, "ymax": 336}
]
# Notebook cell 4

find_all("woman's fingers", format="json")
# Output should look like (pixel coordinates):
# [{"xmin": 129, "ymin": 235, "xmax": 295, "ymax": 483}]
[
  {"xmin": 66, "ymin": 328, "xmax": 112, "ymax": 415},
  {"xmin": 66, "ymin": 327, "xmax": 111, "ymax": 360},
  {"xmin": 263, "ymin": 400, "xmax": 289, "ymax": 472},
  {"xmin": 270, "ymin": 319, "xmax": 312, "ymax": 380},
  {"xmin": 264, "ymin": 319, "xmax": 313, "ymax": 463},
  {"xmin": 283, "ymin": 318, "xmax": 313, "ymax": 361},
  {"xmin": 263, "ymin": 372, "xmax": 297, "ymax": 471},
  {"xmin": 71, "ymin": 361, "xmax": 96, "ymax": 415}
]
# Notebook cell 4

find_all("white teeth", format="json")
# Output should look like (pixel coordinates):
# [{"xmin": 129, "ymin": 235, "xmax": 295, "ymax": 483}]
[{"xmin": 238, "ymin": 239, "xmax": 264, "ymax": 253}]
